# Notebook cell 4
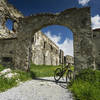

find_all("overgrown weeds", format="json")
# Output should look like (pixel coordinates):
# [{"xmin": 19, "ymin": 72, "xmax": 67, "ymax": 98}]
[{"xmin": 68, "ymin": 69, "xmax": 100, "ymax": 100}]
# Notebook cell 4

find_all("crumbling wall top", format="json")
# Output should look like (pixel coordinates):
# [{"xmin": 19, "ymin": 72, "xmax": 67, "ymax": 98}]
[
  {"xmin": 0, "ymin": 0, "xmax": 24, "ymax": 19},
  {"xmin": 0, "ymin": 0, "xmax": 24, "ymax": 40}
]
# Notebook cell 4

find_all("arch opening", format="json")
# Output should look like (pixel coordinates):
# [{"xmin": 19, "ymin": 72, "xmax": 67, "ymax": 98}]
[{"xmin": 30, "ymin": 25, "xmax": 74, "ymax": 67}]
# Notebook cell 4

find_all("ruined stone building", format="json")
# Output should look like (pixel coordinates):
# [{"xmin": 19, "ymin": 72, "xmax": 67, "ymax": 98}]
[
  {"xmin": 0, "ymin": 0, "xmax": 64, "ymax": 67},
  {"xmin": 0, "ymin": 0, "xmax": 100, "ymax": 71},
  {"xmin": 31, "ymin": 31, "xmax": 74, "ymax": 66},
  {"xmin": 31, "ymin": 31, "xmax": 60, "ymax": 65},
  {"xmin": 0, "ymin": 0, "xmax": 23, "ymax": 67},
  {"xmin": 64, "ymin": 55, "xmax": 74, "ymax": 65}
]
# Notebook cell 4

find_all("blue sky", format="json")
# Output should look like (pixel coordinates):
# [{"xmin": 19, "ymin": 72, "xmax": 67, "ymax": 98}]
[{"xmin": 7, "ymin": 0, "xmax": 100, "ymax": 56}]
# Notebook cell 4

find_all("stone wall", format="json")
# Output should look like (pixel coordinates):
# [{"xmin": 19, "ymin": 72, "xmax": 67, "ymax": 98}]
[
  {"xmin": 18, "ymin": 7, "xmax": 94, "ymax": 71},
  {"xmin": 31, "ymin": 31, "xmax": 59, "ymax": 65},
  {"xmin": 0, "ymin": 38, "xmax": 17, "ymax": 67},
  {"xmin": 0, "ymin": 0, "xmax": 23, "ymax": 69},
  {"xmin": 93, "ymin": 29, "xmax": 100, "ymax": 69}
]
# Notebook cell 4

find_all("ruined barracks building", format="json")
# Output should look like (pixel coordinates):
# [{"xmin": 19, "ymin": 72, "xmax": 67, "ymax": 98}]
[
  {"xmin": 29, "ymin": 31, "xmax": 74, "ymax": 66},
  {"xmin": 31, "ymin": 31, "xmax": 60, "ymax": 65},
  {"xmin": 0, "ymin": 0, "xmax": 100, "ymax": 70}
]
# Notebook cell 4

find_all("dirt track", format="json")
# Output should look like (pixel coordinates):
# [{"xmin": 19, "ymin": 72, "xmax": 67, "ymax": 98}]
[{"xmin": 0, "ymin": 77, "xmax": 73, "ymax": 100}]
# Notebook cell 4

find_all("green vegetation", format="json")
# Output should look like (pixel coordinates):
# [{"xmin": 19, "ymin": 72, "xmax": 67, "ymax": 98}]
[
  {"xmin": 0, "ymin": 77, "xmax": 17, "ymax": 92},
  {"xmin": 0, "ymin": 64, "xmax": 5, "ymax": 71},
  {"xmin": 68, "ymin": 69, "xmax": 100, "ymax": 100},
  {"xmin": 0, "ymin": 64, "xmax": 60, "ymax": 92},
  {"xmin": 1, "ymin": 63, "xmax": 100, "ymax": 100},
  {"xmin": 0, "ymin": 66, "xmax": 33, "ymax": 92},
  {"xmin": 0, "ymin": 72, "xmax": 32, "ymax": 92},
  {"xmin": 30, "ymin": 63, "xmax": 60, "ymax": 77}
]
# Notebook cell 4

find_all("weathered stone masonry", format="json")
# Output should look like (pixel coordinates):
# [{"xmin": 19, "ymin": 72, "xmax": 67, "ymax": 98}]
[
  {"xmin": 0, "ymin": 37, "xmax": 16, "ymax": 67},
  {"xmin": 31, "ymin": 31, "xmax": 60, "ymax": 65},
  {"xmin": 0, "ymin": 0, "xmax": 23, "ymax": 69},
  {"xmin": 0, "ymin": 0, "xmax": 98, "ymax": 72}
]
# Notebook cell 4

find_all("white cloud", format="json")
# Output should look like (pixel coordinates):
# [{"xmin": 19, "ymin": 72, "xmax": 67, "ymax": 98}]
[
  {"xmin": 45, "ymin": 31, "xmax": 61, "ymax": 44},
  {"xmin": 45, "ymin": 31, "xmax": 73, "ymax": 56},
  {"xmin": 91, "ymin": 14, "xmax": 100, "ymax": 29},
  {"xmin": 78, "ymin": 0, "xmax": 90, "ymax": 6},
  {"xmin": 58, "ymin": 38, "xmax": 73, "ymax": 57}
]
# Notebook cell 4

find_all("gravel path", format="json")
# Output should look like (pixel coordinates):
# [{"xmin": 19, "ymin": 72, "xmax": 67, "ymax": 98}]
[{"xmin": 0, "ymin": 77, "xmax": 73, "ymax": 100}]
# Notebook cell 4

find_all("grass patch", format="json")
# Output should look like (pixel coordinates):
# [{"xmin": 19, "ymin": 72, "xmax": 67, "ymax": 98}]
[
  {"xmin": 0, "ymin": 64, "xmax": 5, "ymax": 71},
  {"xmin": 68, "ymin": 69, "xmax": 100, "ymax": 100},
  {"xmin": 0, "ymin": 64, "xmax": 33, "ymax": 92},
  {"xmin": 0, "ymin": 69, "xmax": 33, "ymax": 92},
  {"xmin": 13, "ymin": 70, "xmax": 33, "ymax": 81},
  {"xmin": 0, "ymin": 76, "xmax": 18, "ymax": 92},
  {"xmin": 30, "ymin": 63, "xmax": 60, "ymax": 77}
]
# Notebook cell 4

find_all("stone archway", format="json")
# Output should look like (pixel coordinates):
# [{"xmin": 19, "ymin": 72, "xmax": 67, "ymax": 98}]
[{"xmin": 15, "ymin": 7, "xmax": 94, "ymax": 71}]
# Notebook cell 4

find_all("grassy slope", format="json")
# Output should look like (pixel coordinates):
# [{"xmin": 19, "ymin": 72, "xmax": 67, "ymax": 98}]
[
  {"xmin": 68, "ymin": 69, "xmax": 100, "ymax": 100},
  {"xmin": 0, "ymin": 69, "xmax": 32, "ymax": 92},
  {"xmin": 0, "ymin": 64, "xmax": 60, "ymax": 92},
  {"xmin": 30, "ymin": 64, "xmax": 60, "ymax": 77}
]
